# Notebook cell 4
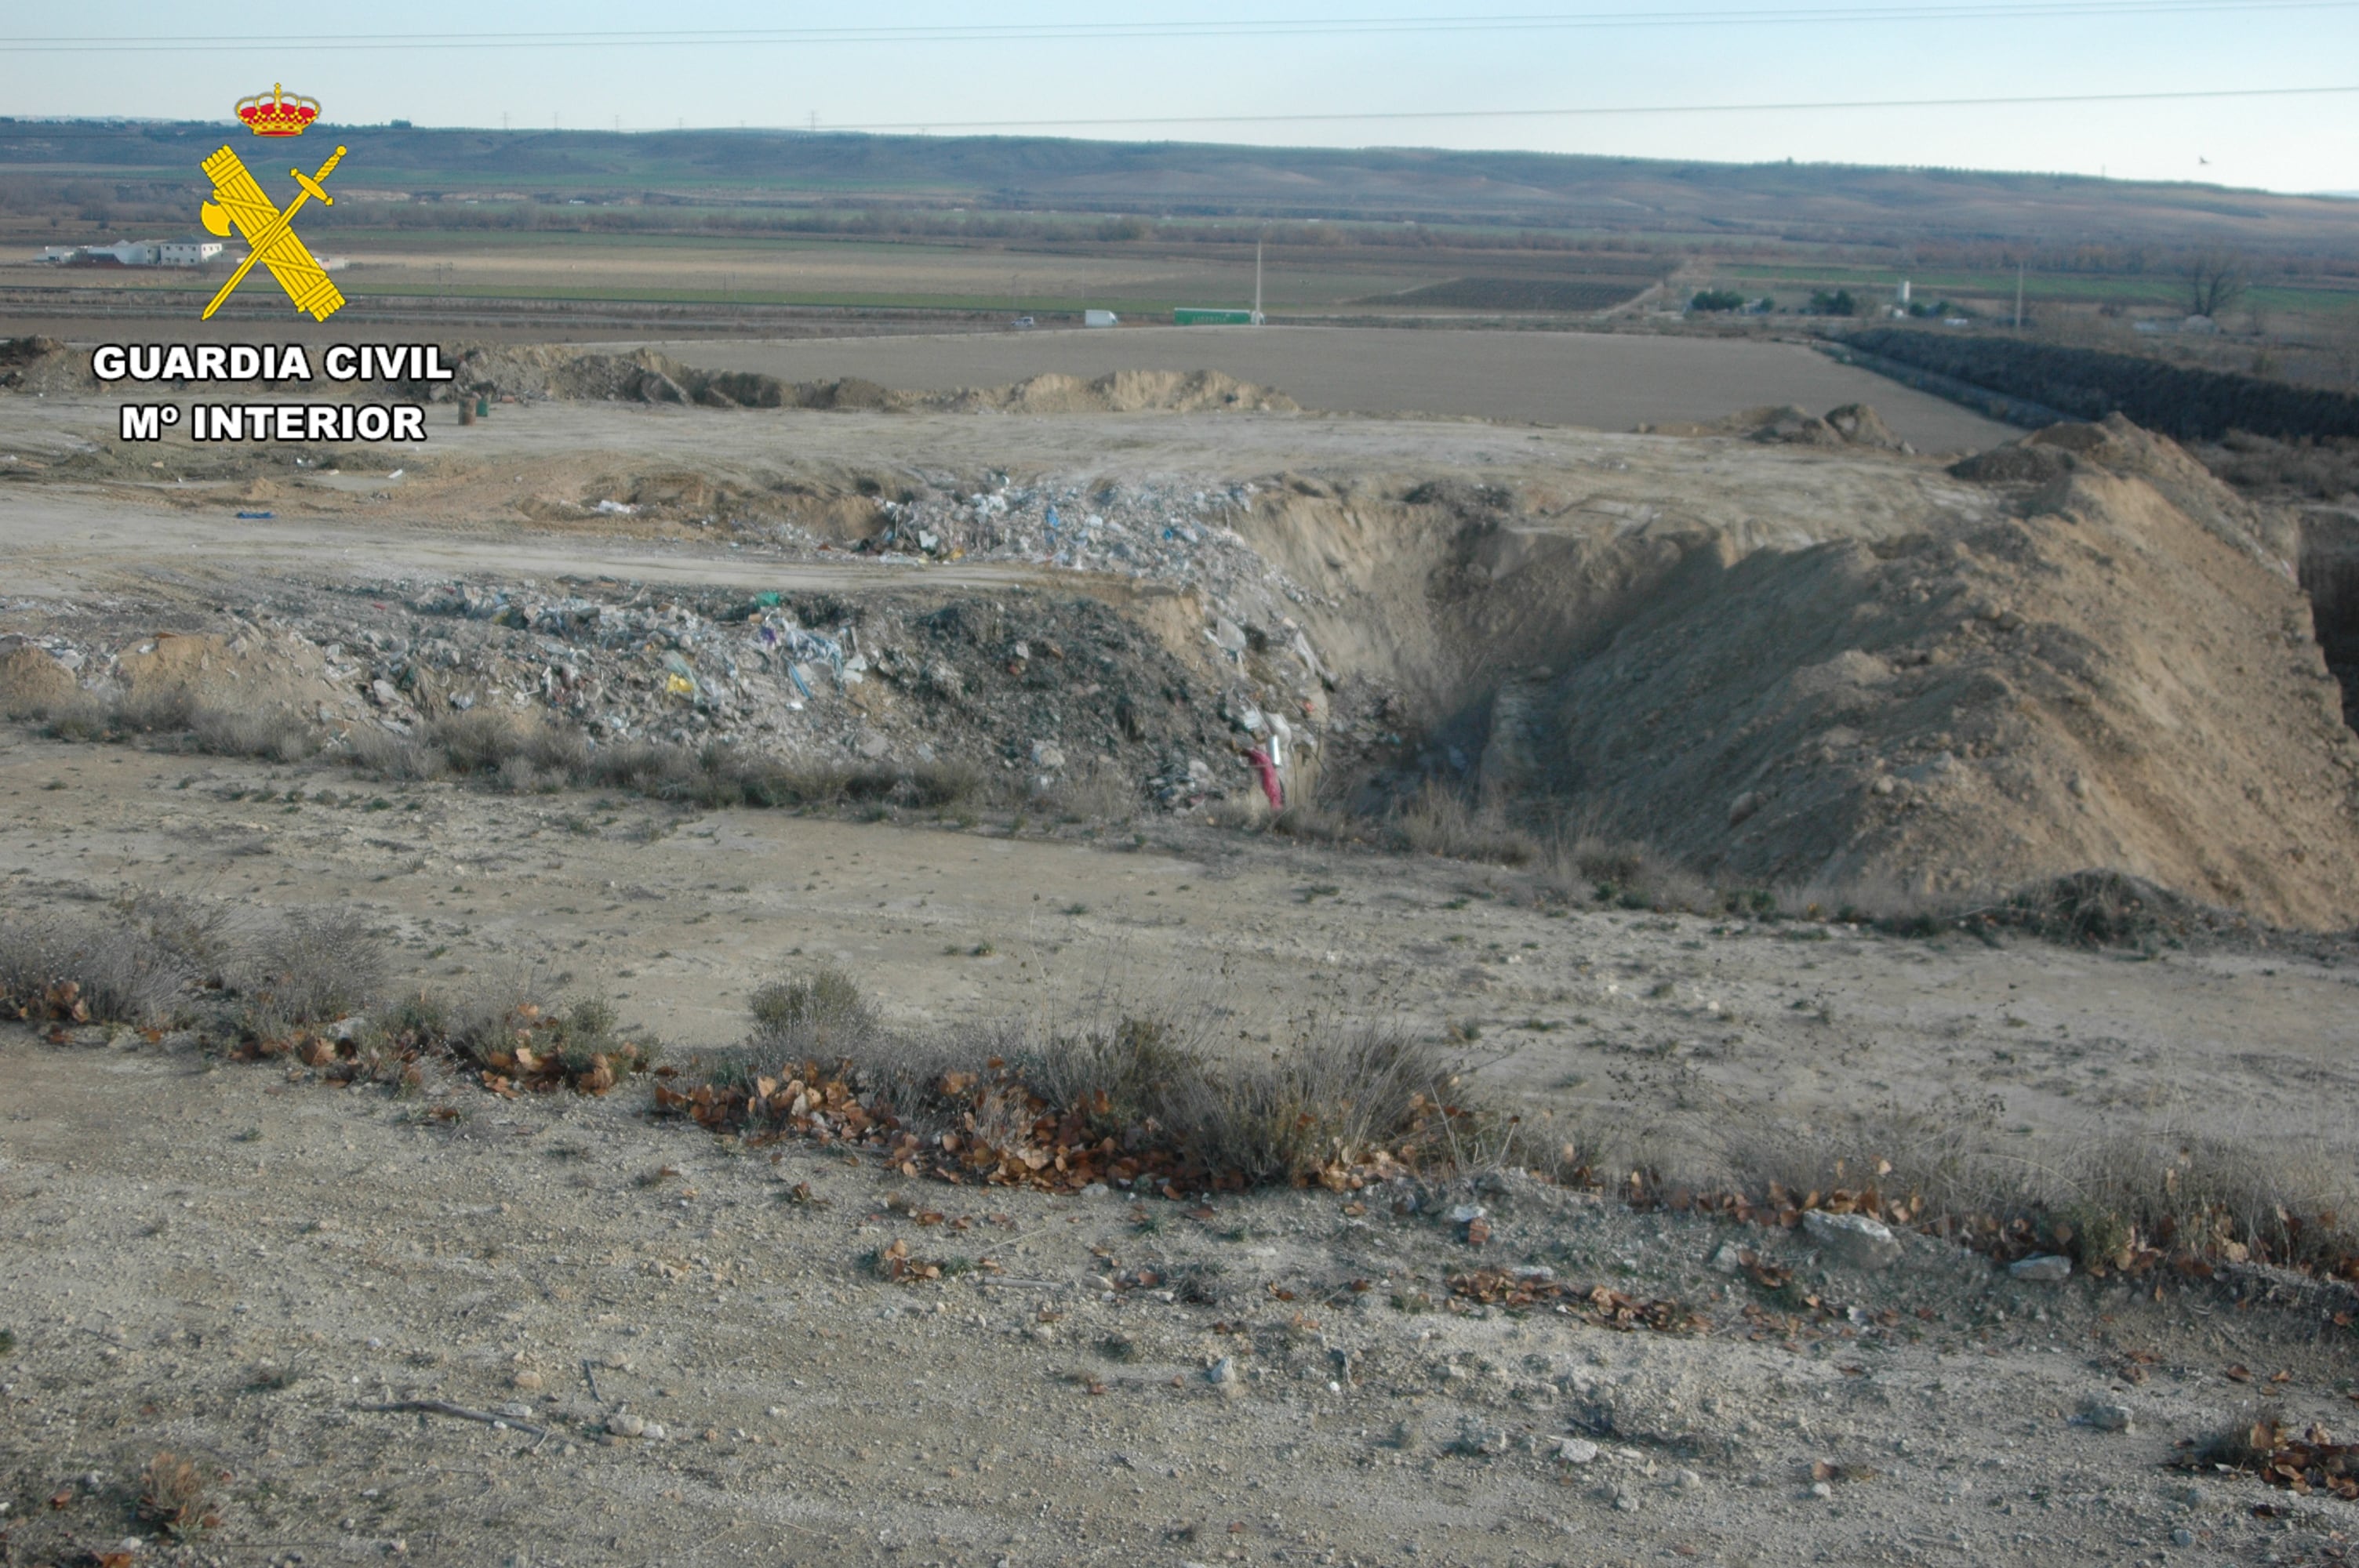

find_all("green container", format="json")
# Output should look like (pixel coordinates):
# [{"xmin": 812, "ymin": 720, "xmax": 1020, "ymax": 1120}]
[
  {"xmin": 475, "ymin": 396, "xmax": 491, "ymax": 417},
  {"xmin": 1174, "ymin": 307, "xmax": 1256, "ymax": 325}
]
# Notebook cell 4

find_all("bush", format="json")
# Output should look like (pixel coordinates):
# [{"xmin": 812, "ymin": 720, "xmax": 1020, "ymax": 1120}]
[
  {"xmin": 1809, "ymin": 289, "xmax": 1859, "ymax": 317},
  {"xmin": 747, "ymin": 964, "xmax": 874, "ymax": 1049},
  {"xmin": 1689, "ymin": 289, "xmax": 1746, "ymax": 314},
  {"xmin": 238, "ymin": 909, "xmax": 385, "ymax": 1033},
  {"xmin": 0, "ymin": 906, "xmax": 191, "ymax": 1025}
]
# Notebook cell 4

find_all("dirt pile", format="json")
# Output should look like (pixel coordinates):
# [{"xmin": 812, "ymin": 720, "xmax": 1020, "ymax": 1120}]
[
  {"xmin": 439, "ymin": 344, "xmax": 1295, "ymax": 415},
  {"xmin": 0, "ymin": 334, "xmax": 93, "ymax": 394},
  {"xmin": 1528, "ymin": 416, "xmax": 2359, "ymax": 927},
  {"xmin": 1633, "ymin": 401, "xmax": 1911, "ymax": 450}
]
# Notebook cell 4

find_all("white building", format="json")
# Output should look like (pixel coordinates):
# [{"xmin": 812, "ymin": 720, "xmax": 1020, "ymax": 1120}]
[
  {"xmin": 93, "ymin": 239, "xmax": 162, "ymax": 266},
  {"xmin": 159, "ymin": 237, "xmax": 224, "ymax": 267}
]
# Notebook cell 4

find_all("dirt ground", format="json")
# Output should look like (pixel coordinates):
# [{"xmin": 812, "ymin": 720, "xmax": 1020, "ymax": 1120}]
[
  {"xmin": 2, "ymin": 342, "xmax": 2357, "ymax": 1566},
  {"xmin": 2, "ymin": 735, "xmax": 2357, "ymax": 1568},
  {"xmin": 602, "ymin": 328, "xmax": 2016, "ymax": 452}
]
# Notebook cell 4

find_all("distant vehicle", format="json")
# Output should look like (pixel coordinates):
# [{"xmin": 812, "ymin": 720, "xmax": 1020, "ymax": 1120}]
[
  {"xmin": 1084, "ymin": 309, "xmax": 1119, "ymax": 328},
  {"xmin": 1012, "ymin": 315, "xmax": 1035, "ymax": 328}
]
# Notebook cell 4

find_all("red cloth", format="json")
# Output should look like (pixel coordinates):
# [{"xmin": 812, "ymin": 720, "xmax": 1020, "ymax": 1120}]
[{"xmin": 1247, "ymin": 748, "xmax": 1285, "ymax": 810}]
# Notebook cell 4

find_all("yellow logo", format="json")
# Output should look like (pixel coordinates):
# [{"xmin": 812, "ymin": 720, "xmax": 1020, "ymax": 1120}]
[
  {"xmin": 236, "ymin": 83, "xmax": 321, "ymax": 137},
  {"xmin": 198, "ymin": 138, "xmax": 347, "ymax": 321}
]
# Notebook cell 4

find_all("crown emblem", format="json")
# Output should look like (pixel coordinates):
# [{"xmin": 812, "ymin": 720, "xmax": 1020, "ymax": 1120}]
[{"xmin": 235, "ymin": 83, "xmax": 321, "ymax": 137}]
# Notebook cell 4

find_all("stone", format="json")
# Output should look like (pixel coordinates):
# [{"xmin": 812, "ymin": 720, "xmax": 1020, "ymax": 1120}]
[
  {"xmin": 640, "ymin": 1421, "xmax": 667, "ymax": 1442},
  {"xmin": 1553, "ymin": 1437, "xmax": 1601, "ymax": 1465},
  {"xmin": 1206, "ymin": 1357, "xmax": 1238, "ymax": 1387},
  {"xmin": 854, "ymin": 731, "xmax": 889, "ymax": 760},
  {"xmin": 1456, "ymin": 1418, "xmax": 1510, "ymax": 1457},
  {"xmin": 608, "ymin": 1414, "xmax": 645, "ymax": 1438},
  {"xmin": 2081, "ymin": 1399, "xmax": 2133, "ymax": 1432},
  {"xmin": 1808, "ymin": 1480, "xmax": 1834, "ymax": 1501},
  {"xmin": 1707, "ymin": 1241, "xmax": 1747, "ymax": 1275},
  {"xmin": 1802, "ymin": 1210, "xmax": 1902, "ymax": 1271},
  {"xmin": 511, "ymin": 1370, "xmax": 543, "ymax": 1392},
  {"xmin": 2008, "ymin": 1254, "xmax": 2073, "ymax": 1283},
  {"xmin": 1030, "ymin": 740, "xmax": 1065, "ymax": 771}
]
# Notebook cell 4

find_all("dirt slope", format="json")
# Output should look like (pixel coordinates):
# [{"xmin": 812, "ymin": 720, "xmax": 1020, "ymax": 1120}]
[{"xmin": 1531, "ymin": 417, "xmax": 2359, "ymax": 925}]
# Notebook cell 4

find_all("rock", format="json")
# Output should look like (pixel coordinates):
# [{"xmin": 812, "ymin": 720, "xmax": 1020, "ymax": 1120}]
[
  {"xmin": 1456, "ymin": 1418, "xmax": 1510, "ymax": 1457},
  {"xmin": 1728, "ymin": 789, "xmax": 1764, "ymax": 826},
  {"xmin": 1802, "ymin": 1210, "xmax": 1902, "ymax": 1271},
  {"xmin": 1707, "ymin": 1241, "xmax": 1747, "ymax": 1275},
  {"xmin": 1030, "ymin": 740, "xmax": 1065, "ymax": 771},
  {"xmin": 640, "ymin": 1421, "xmax": 667, "ymax": 1442},
  {"xmin": 921, "ymin": 659, "xmax": 963, "ymax": 699},
  {"xmin": 1825, "ymin": 404, "xmax": 1904, "ymax": 450},
  {"xmin": 1445, "ymin": 1203, "xmax": 1486, "ymax": 1225},
  {"xmin": 854, "ymin": 730, "xmax": 889, "ymax": 760},
  {"xmin": 1553, "ymin": 1437, "xmax": 1601, "ymax": 1465},
  {"xmin": 511, "ymin": 1370, "xmax": 543, "ymax": 1392},
  {"xmin": 2009, "ymin": 1254, "xmax": 2073, "ymax": 1283},
  {"xmin": 1808, "ymin": 1480, "xmax": 1834, "ymax": 1501},
  {"xmin": 608, "ymin": 1414, "xmax": 645, "ymax": 1438},
  {"xmin": 1206, "ymin": 1357, "xmax": 1238, "ymax": 1386},
  {"xmin": 2173, "ymin": 1527, "xmax": 2196, "ymax": 1547},
  {"xmin": 369, "ymin": 679, "xmax": 399, "ymax": 707},
  {"xmin": 2081, "ymin": 1399, "xmax": 2133, "ymax": 1432}
]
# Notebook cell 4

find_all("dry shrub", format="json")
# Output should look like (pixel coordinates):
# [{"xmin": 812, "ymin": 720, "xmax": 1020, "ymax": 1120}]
[
  {"xmin": 345, "ymin": 725, "xmax": 446, "ymax": 781},
  {"xmin": 238, "ymin": 908, "xmax": 386, "ymax": 1033},
  {"xmin": 1579, "ymin": 1087, "xmax": 2359, "ymax": 1279},
  {"xmin": 112, "ymin": 682, "xmax": 198, "ymax": 734},
  {"xmin": 674, "ymin": 975, "xmax": 1501, "ymax": 1192},
  {"xmin": 189, "ymin": 704, "xmax": 317, "ymax": 763},
  {"xmin": 430, "ymin": 709, "xmax": 587, "ymax": 779},
  {"xmin": 1389, "ymin": 782, "xmax": 1535, "ymax": 865},
  {"xmin": 137, "ymin": 1450, "xmax": 216, "ymax": 1536},
  {"xmin": 748, "ymin": 964, "xmax": 875, "ymax": 1050},
  {"xmin": 0, "ymin": 905, "xmax": 192, "ymax": 1025}
]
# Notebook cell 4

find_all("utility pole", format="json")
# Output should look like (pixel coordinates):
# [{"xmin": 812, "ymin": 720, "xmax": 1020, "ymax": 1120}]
[
  {"xmin": 1253, "ymin": 239, "xmax": 1263, "ymax": 325},
  {"xmin": 2016, "ymin": 263, "xmax": 2026, "ymax": 330}
]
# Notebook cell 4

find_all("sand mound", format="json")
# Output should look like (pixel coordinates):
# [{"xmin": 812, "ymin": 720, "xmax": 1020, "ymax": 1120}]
[
  {"xmin": 1531, "ymin": 418, "xmax": 2359, "ymax": 927},
  {"xmin": 441, "ymin": 346, "xmax": 1295, "ymax": 416}
]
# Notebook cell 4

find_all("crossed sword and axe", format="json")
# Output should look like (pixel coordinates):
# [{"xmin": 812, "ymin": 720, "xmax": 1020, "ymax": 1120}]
[{"xmin": 198, "ymin": 143, "xmax": 346, "ymax": 320}]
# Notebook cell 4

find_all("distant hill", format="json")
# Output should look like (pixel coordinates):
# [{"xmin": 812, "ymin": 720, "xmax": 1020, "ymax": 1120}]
[{"xmin": 5, "ymin": 122, "xmax": 2356, "ymax": 255}]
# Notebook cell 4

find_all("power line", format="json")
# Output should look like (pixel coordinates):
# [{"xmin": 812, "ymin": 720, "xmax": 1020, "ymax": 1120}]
[
  {"xmin": 6, "ymin": 0, "xmax": 2353, "ymax": 50},
  {"xmin": 803, "ymin": 82, "xmax": 2359, "ymax": 135}
]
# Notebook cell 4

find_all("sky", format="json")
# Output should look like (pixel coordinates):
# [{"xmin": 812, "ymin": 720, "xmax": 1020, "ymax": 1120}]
[{"xmin": 0, "ymin": 1, "xmax": 2354, "ymax": 194}]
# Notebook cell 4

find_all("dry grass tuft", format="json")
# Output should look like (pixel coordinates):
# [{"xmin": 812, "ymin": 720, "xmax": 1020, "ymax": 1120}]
[{"xmin": 137, "ymin": 1450, "xmax": 217, "ymax": 1537}]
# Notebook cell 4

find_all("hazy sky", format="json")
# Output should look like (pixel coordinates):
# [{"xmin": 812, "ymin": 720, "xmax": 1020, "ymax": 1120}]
[{"xmin": 2, "ymin": 1, "xmax": 2354, "ymax": 194}]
